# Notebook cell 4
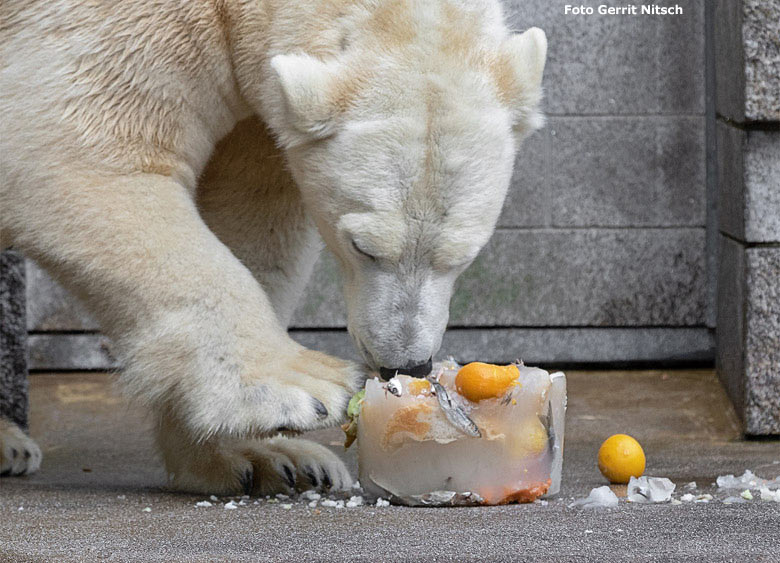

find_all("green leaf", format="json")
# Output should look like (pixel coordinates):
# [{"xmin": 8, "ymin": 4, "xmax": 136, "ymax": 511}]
[{"xmin": 347, "ymin": 389, "xmax": 365, "ymax": 418}]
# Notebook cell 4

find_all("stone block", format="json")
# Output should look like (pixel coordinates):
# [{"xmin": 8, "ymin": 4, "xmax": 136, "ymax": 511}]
[
  {"xmin": 744, "ymin": 131, "xmax": 780, "ymax": 243},
  {"xmin": 291, "ymin": 327, "xmax": 713, "ymax": 365},
  {"xmin": 716, "ymin": 235, "xmax": 746, "ymax": 414},
  {"xmin": 717, "ymin": 237, "xmax": 780, "ymax": 436},
  {"xmin": 718, "ymin": 127, "xmax": 780, "ymax": 244},
  {"xmin": 0, "ymin": 251, "xmax": 29, "ymax": 428},
  {"xmin": 498, "ymin": 126, "xmax": 551, "ymax": 228},
  {"xmin": 504, "ymin": 0, "xmax": 704, "ymax": 115},
  {"xmin": 450, "ymin": 228, "xmax": 707, "ymax": 326},
  {"xmin": 26, "ymin": 259, "xmax": 98, "ymax": 331},
  {"xmin": 715, "ymin": 0, "xmax": 780, "ymax": 122},
  {"xmin": 714, "ymin": 0, "xmax": 746, "ymax": 122},
  {"xmin": 548, "ymin": 117, "xmax": 705, "ymax": 227},
  {"xmin": 294, "ymin": 229, "xmax": 708, "ymax": 328},
  {"xmin": 743, "ymin": 0, "xmax": 780, "ymax": 121},
  {"xmin": 744, "ymin": 248, "xmax": 780, "ymax": 434},
  {"xmin": 716, "ymin": 121, "xmax": 746, "ymax": 241},
  {"xmin": 291, "ymin": 250, "xmax": 345, "ymax": 327},
  {"xmin": 28, "ymin": 334, "xmax": 117, "ymax": 371}
]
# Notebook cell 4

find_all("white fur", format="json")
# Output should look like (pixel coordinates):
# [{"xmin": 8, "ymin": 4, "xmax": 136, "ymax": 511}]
[
  {"xmin": 0, "ymin": 419, "xmax": 42, "ymax": 476},
  {"xmin": 0, "ymin": 0, "xmax": 546, "ymax": 493}
]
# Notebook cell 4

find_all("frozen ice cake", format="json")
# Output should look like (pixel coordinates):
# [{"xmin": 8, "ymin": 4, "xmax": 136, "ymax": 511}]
[{"xmin": 345, "ymin": 359, "xmax": 566, "ymax": 506}]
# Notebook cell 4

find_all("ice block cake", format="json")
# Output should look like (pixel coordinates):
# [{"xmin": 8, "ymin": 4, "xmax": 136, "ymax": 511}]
[{"xmin": 350, "ymin": 360, "xmax": 566, "ymax": 506}]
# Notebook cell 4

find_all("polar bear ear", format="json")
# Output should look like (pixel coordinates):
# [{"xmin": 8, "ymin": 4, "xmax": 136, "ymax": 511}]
[
  {"xmin": 270, "ymin": 54, "xmax": 343, "ymax": 139},
  {"xmin": 501, "ymin": 27, "xmax": 547, "ymax": 138}
]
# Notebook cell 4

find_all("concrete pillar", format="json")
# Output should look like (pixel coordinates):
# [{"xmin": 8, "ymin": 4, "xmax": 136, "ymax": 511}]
[
  {"xmin": 715, "ymin": 0, "xmax": 780, "ymax": 435},
  {"xmin": 0, "ymin": 250, "xmax": 29, "ymax": 430}
]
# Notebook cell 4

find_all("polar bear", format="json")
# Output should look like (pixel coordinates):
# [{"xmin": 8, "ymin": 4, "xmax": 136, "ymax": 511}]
[{"xmin": 0, "ymin": 0, "xmax": 546, "ymax": 493}]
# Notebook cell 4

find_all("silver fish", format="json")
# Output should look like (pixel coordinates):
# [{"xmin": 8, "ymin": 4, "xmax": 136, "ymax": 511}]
[{"xmin": 428, "ymin": 378, "xmax": 481, "ymax": 438}]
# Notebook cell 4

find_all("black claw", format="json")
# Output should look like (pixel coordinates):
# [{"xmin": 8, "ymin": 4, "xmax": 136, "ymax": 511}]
[
  {"xmin": 312, "ymin": 398, "xmax": 328, "ymax": 420},
  {"xmin": 283, "ymin": 464, "xmax": 296, "ymax": 488},
  {"xmin": 321, "ymin": 469, "xmax": 332, "ymax": 489},
  {"xmin": 11, "ymin": 448, "xmax": 18, "ymax": 460},
  {"xmin": 240, "ymin": 468, "xmax": 253, "ymax": 496},
  {"xmin": 304, "ymin": 467, "xmax": 319, "ymax": 487}
]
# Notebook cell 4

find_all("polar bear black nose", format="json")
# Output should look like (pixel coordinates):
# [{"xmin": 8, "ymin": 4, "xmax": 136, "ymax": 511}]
[{"xmin": 379, "ymin": 358, "xmax": 432, "ymax": 380}]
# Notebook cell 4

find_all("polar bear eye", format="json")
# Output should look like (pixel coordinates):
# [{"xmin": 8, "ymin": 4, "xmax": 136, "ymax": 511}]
[{"xmin": 351, "ymin": 239, "xmax": 376, "ymax": 261}]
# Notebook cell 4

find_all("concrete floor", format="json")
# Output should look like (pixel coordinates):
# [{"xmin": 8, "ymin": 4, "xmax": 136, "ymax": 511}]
[{"xmin": 2, "ymin": 370, "xmax": 779, "ymax": 562}]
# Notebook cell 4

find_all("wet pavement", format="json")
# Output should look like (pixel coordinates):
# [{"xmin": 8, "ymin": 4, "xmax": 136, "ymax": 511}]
[{"xmin": 2, "ymin": 370, "xmax": 779, "ymax": 561}]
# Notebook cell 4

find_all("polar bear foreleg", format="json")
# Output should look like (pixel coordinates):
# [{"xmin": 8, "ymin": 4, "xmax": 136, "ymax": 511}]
[{"xmin": 8, "ymin": 171, "xmax": 364, "ymax": 493}]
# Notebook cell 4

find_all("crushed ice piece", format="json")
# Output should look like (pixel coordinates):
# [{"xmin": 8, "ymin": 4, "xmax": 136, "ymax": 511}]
[
  {"xmin": 308, "ymin": 500, "xmax": 318, "ymax": 508},
  {"xmin": 716, "ymin": 470, "xmax": 780, "ymax": 490},
  {"xmin": 18, "ymin": 507, "xmax": 24, "ymax": 511},
  {"xmin": 346, "ymin": 496, "xmax": 364, "ymax": 508},
  {"xmin": 696, "ymin": 494, "xmax": 713, "ymax": 503},
  {"xmin": 723, "ymin": 496, "xmax": 747, "ymax": 504},
  {"xmin": 209, "ymin": 495, "xmax": 219, "ymax": 502},
  {"xmin": 584, "ymin": 530, "xmax": 593, "ymax": 534},
  {"xmin": 671, "ymin": 499, "xmax": 682, "ymax": 505},
  {"xmin": 759, "ymin": 487, "xmax": 780, "ymax": 502},
  {"xmin": 195, "ymin": 501, "xmax": 213, "ymax": 508},
  {"xmin": 275, "ymin": 493, "xmax": 290, "ymax": 500},
  {"xmin": 238, "ymin": 500, "xmax": 247, "ymax": 506},
  {"xmin": 375, "ymin": 498, "xmax": 390, "ymax": 507},
  {"xmin": 740, "ymin": 489, "xmax": 754, "ymax": 500},
  {"xmin": 569, "ymin": 486, "xmax": 619, "ymax": 509},
  {"xmin": 224, "ymin": 501, "xmax": 239, "ymax": 510},
  {"xmin": 280, "ymin": 503, "xmax": 293, "ymax": 509},
  {"xmin": 684, "ymin": 482, "xmax": 697, "ymax": 490},
  {"xmin": 352, "ymin": 481, "xmax": 362, "ymax": 490},
  {"xmin": 680, "ymin": 493, "xmax": 695, "ymax": 502},
  {"xmin": 301, "ymin": 490, "xmax": 321, "ymax": 501},
  {"xmin": 320, "ymin": 499, "xmax": 338, "ymax": 508},
  {"xmin": 142, "ymin": 507, "xmax": 151, "ymax": 512},
  {"xmin": 626, "ymin": 476, "xmax": 675, "ymax": 503},
  {"xmin": 117, "ymin": 495, "xmax": 126, "ymax": 500}
]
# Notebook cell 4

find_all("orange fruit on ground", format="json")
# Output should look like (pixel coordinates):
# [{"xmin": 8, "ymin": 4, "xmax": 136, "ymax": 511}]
[
  {"xmin": 597, "ymin": 434, "xmax": 646, "ymax": 484},
  {"xmin": 455, "ymin": 362, "xmax": 520, "ymax": 402}
]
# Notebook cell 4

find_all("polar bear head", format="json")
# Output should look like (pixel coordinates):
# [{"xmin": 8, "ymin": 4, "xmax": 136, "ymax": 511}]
[{"xmin": 270, "ymin": 8, "xmax": 546, "ymax": 376}]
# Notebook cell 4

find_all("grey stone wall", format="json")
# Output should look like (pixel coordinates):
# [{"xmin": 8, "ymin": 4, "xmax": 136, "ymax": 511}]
[
  {"xmin": 23, "ymin": 1, "xmax": 712, "ymax": 369},
  {"xmin": 1, "ymin": 251, "xmax": 29, "ymax": 429},
  {"xmin": 715, "ymin": 0, "xmax": 780, "ymax": 435}
]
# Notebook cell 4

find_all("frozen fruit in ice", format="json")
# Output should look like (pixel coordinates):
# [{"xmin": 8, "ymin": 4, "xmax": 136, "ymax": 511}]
[
  {"xmin": 507, "ymin": 417, "xmax": 549, "ymax": 457},
  {"xmin": 597, "ymin": 434, "xmax": 645, "ymax": 484},
  {"xmin": 455, "ymin": 362, "xmax": 520, "ymax": 402},
  {"xmin": 407, "ymin": 378, "xmax": 432, "ymax": 395}
]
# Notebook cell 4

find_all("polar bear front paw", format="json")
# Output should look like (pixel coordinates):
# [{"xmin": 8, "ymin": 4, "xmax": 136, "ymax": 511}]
[
  {"xmin": 0, "ymin": 419, "xmax": 42, "ymax": 476},
  {"xmin": 172, "ymin": 347, "xmax": 370, "ymax": 439},
  {"xmin": 164, "ymin": 434, "xmax": 352, "ymax": 496}
]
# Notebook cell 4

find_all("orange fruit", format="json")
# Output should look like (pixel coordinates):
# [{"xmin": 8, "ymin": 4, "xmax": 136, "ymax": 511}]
[
  {"xmin": 455, "ymin": 362, "xmax": 520, "ymax": 402},
  {"xmin": 408, "ymin": 379, "xmax": 431, "ymax": 395},
  {"xmin": 507, "ymin": 417, "xmax": 549, "ymax": 457},
  {"xmin": 597, "ymin": 434, "xmax": 646, "ymax": 484}
]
